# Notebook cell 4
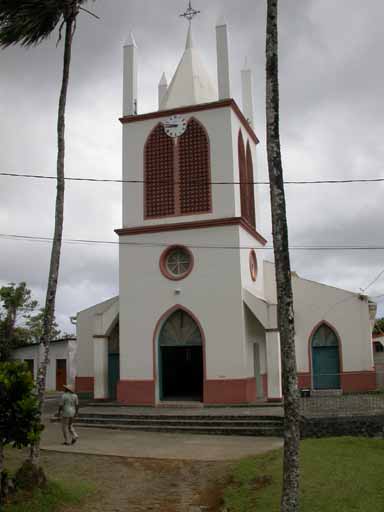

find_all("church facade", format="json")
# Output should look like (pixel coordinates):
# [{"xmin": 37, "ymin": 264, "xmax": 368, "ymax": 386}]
[{"xmin": 75, "ymin": 16, "xmax": 377, "ymax": 405}]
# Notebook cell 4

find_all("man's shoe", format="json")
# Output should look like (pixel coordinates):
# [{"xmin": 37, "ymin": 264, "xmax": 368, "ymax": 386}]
[{"xmin": 71, "ymin": 438, "xmax": 78, "ymax": 445}]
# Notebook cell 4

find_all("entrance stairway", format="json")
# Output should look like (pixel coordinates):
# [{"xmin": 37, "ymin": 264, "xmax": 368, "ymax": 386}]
[{"xmin": 54, "ymin": 407, "xmax": 284, "ymax": 437}]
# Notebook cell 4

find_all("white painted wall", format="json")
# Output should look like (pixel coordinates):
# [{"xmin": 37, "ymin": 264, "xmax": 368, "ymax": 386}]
[
  {"xmin": 243, "ymin": 305, "xmax": 266, "ymax": 396},
  {"xmin": 76, "ymin": 297, "xmax": 117, "ymax": 377},
  {"xmin": 122, "ymin": 105, "xmax": 239, "ymax": 227},
  {"xmin": 119, "ymin": 225, "xmax": 250, "ymax": 391},
  {"xmin": 12, "ymin": 340, "xmax": 75, "ymax": 391},
  {"xmin": 263, "ymin": 260, "xmax": 374, "ymax": 374}
]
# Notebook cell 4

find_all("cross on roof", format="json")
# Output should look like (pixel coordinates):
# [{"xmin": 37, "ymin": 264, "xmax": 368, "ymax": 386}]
[{"xmin": 180, "ymin": 1, "xmax": 201, "ymax": 23}]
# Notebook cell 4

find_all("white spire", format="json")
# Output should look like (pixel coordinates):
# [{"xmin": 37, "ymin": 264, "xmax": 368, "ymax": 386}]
[
  {"xmin": 241, "ymin": 58, "xmax": 254, "ymax": 127},
  {"xmin": 185, "ymin": 23, "xmax": 194, "ymax": 49},
  {"xmin": 216, "ymin": 20, "xmax": 231, "ymax": 99},
  {"xmin": 159, "ymin": 72, "xmax": 168, "ymax": 86},
  {"xmin": 123, "ymin": 32, "xmax": 138, "ymax": 116},
  {"xmin": 160, "ymin": 24, "xmax": 217, "ymax": 110},
  {"xmin": 124, "ymin": 31, "xmax": 137, "ymax": 48},
  {"xmin": 158, "ymin": 73, "xmax": 168, "ymax": 109}
]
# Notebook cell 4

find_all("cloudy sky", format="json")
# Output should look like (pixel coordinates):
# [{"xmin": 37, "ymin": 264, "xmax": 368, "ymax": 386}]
[{"xmin": 1, "ymin": 0, "xmax": 383, "ymax": 334}]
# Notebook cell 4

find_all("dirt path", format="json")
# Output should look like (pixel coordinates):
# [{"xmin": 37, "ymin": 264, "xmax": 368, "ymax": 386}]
[{"xmin": 8, "ymin": 450, "xmax": 231, "ymax": 512}]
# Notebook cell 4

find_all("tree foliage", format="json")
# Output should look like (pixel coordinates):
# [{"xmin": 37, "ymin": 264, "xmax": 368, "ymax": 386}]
[
  {"xmin": 0, "ymin": 283, "xmax": 63, "ymax": 361},
  {"xmin": 0, "ymin": 361, "xmax": 43, "ymax": 500},
  {"xmin": 0, "ymin": 361, "xmax": 43, "ymax": 448},
  {"xmin": 374, "ymin": 318, "xmax": 384, "ymax": 335},
  {"xmin": 0, "ymin": 0, "xmax": 93, "ymax": 47}
]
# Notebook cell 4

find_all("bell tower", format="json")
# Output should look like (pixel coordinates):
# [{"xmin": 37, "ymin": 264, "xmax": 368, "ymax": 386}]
[{"xmin": 115, "ymin": 4, "xmax": 269, "ymax": 406}]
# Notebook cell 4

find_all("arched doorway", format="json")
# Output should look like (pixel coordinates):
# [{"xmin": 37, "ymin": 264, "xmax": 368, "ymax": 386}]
[
  {"xmin": 311, "ymin": 323, "xmax": 340, "ymax": 390},
  {"xmin": 158, "ymin": 309, "xmax": 203, "ymax": 401}
]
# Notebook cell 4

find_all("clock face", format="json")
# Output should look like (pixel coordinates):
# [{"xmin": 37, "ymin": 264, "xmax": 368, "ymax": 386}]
[{"xmin": 162, "ymin": 115, "xmax": 188, "ymax": 138}]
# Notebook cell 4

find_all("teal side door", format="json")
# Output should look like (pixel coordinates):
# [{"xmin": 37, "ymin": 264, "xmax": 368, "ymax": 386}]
[
  {"xmin": 313, "ymin": 346, "xmax": 340, "ymax": 389},
  {"xmin": 108, "ymin": 354, "xmax": 120, "ymax": 400}
]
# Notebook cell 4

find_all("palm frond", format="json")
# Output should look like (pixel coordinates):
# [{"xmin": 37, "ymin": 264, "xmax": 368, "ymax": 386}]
[{"xmin": 0, "ymin": 0, "xmax": 94, "ymax": 48}]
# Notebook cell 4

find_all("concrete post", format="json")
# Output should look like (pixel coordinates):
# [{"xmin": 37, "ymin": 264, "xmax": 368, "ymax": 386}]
[
  {"xmin": 123, "ymin": 32, "xmax": 138, "ymax": 116},
  {"xmin": 216, "ymin": 19, "xmax": 231, "ymax": 99},
  {"xmin": 266, "ymin": 331, "xmax": 282, "ymax": 400}
]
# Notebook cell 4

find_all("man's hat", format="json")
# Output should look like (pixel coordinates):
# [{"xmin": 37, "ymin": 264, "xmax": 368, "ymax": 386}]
[{"xmin": 63, "ymin": 384, "xmax": 74, "ymax": 392}]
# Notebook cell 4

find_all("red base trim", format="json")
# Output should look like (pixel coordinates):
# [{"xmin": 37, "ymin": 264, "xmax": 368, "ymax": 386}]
[
  {"xmin": 117, "ymin": 380, "xmax": 155, "ymax": 405},
  {"xmin": 297, "ymin": 371, "xmax": 376, "ymax": 393},
  {"xmin": 204, "ymin": 378, "xmax": 256, "ymax": 404},
  {"xmin": 298, "ymin": 373, "xmax": 311, "ymax": 389},
  {"xmin": 341, "ymin": 371, "xmax": 376, "ymax": 392},
  {"xmin": 75, "ymin": 377, "xmax": 94, "ymax": 394}
]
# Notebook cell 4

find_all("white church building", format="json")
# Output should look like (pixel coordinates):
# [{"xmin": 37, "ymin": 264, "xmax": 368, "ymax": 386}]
[{"xmin": 75, "ymin": 10, "xmax": 377, "ymax": 405}]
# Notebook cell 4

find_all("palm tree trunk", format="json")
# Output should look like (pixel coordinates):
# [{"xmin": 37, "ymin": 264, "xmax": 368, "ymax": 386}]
[
  {"xmin": 265, "ymin": 1, "xmax": 300, "ymax": 511},
  {"xmin": 0, "ymin": 438, "xmax": 4, "ymax": 501},
  {"xmin": 30, "ymin": 15, "xmax": 74, "ymax": 467}
]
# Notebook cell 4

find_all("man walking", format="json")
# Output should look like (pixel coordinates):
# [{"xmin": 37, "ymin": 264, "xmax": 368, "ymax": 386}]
[{"xmin": 58, "ymin": 383, "xmax": 79, "ymax": 445}]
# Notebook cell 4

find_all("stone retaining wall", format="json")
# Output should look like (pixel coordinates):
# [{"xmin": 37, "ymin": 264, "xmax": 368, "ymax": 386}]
[
  {"xmin": 300, "ymin": 415, "xmax": 384, "ymax": 438},
  {"xmin": 300, "ymin": 394, "xmax": 384, "ymax": 417}
]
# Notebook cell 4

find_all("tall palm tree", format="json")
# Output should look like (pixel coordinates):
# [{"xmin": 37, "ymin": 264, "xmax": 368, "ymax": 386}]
[
  {"xmin": 265, "ymin": 1, "xmax": 300, "ymax": 510},
  {"xmin": 0, "ymin": 0, "xmax": 95, "ymax": 468}
]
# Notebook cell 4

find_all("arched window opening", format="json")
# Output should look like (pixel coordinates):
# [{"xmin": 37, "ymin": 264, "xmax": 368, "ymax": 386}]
[
  {"xmin": 311, "ymin": 324, "xmax": 340, "ymax": 390},
  {"xmin": 144, "ymin": 119, "xmax": 211, "ymax": 219},
  {"xmin": 179, "ymin": 118, "xmax": 211, "ymax": 215},
  {"xmin": 158, "ymin": 309, "xmax": 203, "ymax": 401},
  {"xmin": 246, "ymin": 141, "xmax": 256, "ymax": 228},
  {"xmin": 144, "ymin": 123, "xmax": 175, "ymax": 218}
]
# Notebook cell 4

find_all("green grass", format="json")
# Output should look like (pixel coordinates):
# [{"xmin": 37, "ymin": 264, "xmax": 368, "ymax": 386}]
[
  {"xmin": 3, "ymin": 479, "xmax": 93, "ymax": 512},
  {"xmin": 224, "ymin": 437, "xmax": 384, "ymax": 512}
]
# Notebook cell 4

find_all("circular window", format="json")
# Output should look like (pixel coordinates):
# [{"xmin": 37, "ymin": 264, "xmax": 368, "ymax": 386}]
[
  {"xmin": 160, "ymin": 245, "xmax": 194, "ymax": 281},
  {"xmin": 249, "ymin": 250, "xmax": 258, "ymax": 282}
]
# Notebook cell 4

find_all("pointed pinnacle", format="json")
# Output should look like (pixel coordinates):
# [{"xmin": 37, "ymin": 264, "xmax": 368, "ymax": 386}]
[
  {"xmin": 159, "ymin": 72, "xmax": 168, "ymax": 86},
  {"xmin": 124, "ymin": 32, "xmax": 137, "ymax": 48},
  {"xmin": 185, "ymin": 23, "xmax": 194, "ymax": 49},
  {"xmin": 216, "ymin": 16, "xmax": 227, "ymax": 27}
]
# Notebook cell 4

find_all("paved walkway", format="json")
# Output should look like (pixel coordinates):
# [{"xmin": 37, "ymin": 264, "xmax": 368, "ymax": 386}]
[{"xmin": 42, "ymin": 421, "xmax": 283, "ymax": 461}]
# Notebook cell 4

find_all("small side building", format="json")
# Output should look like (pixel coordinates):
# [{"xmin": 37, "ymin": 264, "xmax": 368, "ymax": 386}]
[{"xmin": 11, "ymin": 338, "xmax": 77, "ymax": 392}]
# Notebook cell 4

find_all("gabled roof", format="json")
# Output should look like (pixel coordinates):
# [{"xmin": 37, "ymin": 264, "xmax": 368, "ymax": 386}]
[{"xmin": 160, "ymin": 24, "xmax": 218, "ymax": 110}]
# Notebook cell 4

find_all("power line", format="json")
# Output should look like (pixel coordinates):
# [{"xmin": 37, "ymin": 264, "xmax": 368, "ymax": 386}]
[
  {"xmin": 362, "ymin": 268, "xmax": 384, "ymax": 293},
  {"xmin": 1, "ymin": 171, "xmax": 384, "ymax": 186},
  {"xmin": 1, "ymin": 233, "xmax": 384, "ymax": 251}
]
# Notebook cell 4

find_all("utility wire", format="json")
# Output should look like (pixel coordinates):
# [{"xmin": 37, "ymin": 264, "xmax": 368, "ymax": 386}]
[
  {"xmin": 1, "ymin": 233, "xmax": 384, "ymax": 251},
  {"xmin": 1, "ymin": 171, "xmax": 384, "ymax": 186},
  {"xmin": 362, "ymin": 268, "xmax": 384, "ymax": 293}
]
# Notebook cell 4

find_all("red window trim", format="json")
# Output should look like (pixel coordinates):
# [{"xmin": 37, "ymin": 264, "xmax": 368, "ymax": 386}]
[
  {"xmin": 159, "ymin": 245, "xmax": 194, "ymax": 281},
  {"xmin": 249, "ymin": 249, "xmax": 258, "ymax": 282}
]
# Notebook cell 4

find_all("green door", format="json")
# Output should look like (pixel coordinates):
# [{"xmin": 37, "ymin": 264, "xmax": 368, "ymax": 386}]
[
  {"xmin": 108, "ymin": 354, "xmax": 120, "ymax": 400},
  {"xmin": 313, "ymin": 346, "xmax": 340, "ymax": 389},
  {"xmin": 312, "ymin": 324, "xmax": 340, "ymax": 390}
]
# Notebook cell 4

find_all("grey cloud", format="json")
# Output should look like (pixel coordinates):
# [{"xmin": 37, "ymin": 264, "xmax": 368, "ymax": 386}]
[{"xmin": 1, "ymin": 0, "xmax": 384, "ymax": 331}]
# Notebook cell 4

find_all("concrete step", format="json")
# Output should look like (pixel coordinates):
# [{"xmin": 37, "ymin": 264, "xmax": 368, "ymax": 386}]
[
  {"xmin": 85, "ymin": 401, "xmax": 282, "ymax": 408},
  {"xmin": 75, "ymin": 413, "xmax": 282, "ymax": 421},
  {"xmin": 73, "ymin": 416, "xmax": 283, "ymax": 428},
  {"xmin": 73, "ymin": 422, "xmax": 284, "ymax": 437}
]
